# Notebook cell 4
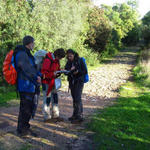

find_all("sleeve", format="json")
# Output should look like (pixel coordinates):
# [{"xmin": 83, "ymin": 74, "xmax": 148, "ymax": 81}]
[
  {"xmin": 65, "ymin": 61, "xmax": 71, "ymax": 70},
  {"xmin": 58, "ymin": 61, "xmax": 61, "ymax": 71},
  {"xmin": 37, "ymin": 71, "xmax": 42, "ymax": 77},
  {"xmin": 77, "ymin": 58, "xmax": 87, "ymax": 76},
  {"xmin": 64, "ymin": 61, "xmax": 73, "ymax": 77},
  {"xmin": 16, "ymin": 51, "xmax": 38, "ymax": 85},
  {"xmin": 41, "ymin": 58, "xmax": 54, "ymax": 79}
]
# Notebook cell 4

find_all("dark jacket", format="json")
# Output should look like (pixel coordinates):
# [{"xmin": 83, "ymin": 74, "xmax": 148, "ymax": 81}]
[
  {"xmin": 65, "ymin": 57, "xmax": 87, "ymax": 87},
  {"xmin": 15, "ymin": 45, "xmax": 40, "ymax": 93}
]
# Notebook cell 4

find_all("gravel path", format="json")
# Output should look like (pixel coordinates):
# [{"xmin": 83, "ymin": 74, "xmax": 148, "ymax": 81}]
[{"xmin": 0, "ymin": 48, "xmax": 138, "ymax": 150}]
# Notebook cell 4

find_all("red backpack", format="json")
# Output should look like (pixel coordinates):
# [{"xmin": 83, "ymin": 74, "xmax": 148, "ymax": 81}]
[{"xmin": 3, "ymin": 50, "xmax": 17, "ymax": 85}]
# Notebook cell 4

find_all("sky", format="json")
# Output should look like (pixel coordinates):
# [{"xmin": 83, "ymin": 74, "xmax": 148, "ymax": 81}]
[{"xmin": 92, "ymin": 0, "xmax": 150, "ymax": 18}]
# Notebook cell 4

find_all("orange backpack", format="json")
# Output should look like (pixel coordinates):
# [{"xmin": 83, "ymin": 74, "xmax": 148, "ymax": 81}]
[{"xmin": 3, "ymin": 50, "xmax": 17, "ymax": 85}]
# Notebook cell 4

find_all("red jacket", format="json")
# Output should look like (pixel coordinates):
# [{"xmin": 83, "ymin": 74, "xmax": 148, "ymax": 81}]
[{"xmin": 41, "ymin": 52, "xmax": 60, "ymax": 96}]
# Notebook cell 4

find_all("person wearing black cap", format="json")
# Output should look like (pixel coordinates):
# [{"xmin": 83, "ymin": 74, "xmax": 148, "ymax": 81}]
[{"xmin": 14, "ymin": 36, "xmax": 41, "ymax": 136}]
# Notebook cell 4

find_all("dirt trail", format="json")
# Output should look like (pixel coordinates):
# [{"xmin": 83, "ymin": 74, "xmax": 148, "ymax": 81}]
[{"xmin": 0, "ymin": 47, "xmax": 138, "ymax": 150}]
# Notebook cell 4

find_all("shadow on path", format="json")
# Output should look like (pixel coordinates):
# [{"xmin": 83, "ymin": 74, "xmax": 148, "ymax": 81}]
[{"xmin": 0, "ymin": 90, "xmax": 116, "ymax": 150}]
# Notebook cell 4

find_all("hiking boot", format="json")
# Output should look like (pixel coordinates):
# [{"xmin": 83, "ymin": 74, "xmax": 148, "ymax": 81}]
[
  {"xmin": 52, "ymin": 117, "xmax": 64, "ymax": 122},
  {"xmin": 71, "ymin": 117, "xmax": 84, "ymax": 124},
  {"xmin": 17, "ymin": 131, "xmax": 27, "ymax": 137},
  {"xmin": 44, "ymin": 118, "xmax": 54, "ymax": 123},
  {"xmin": 44, "ymin": 117, "xmax": 64, "ymax": 123},
  {"xmin": 28, "ymin": 129, "xmax": 38, "ymax": 137},
  {"xmin": 17, "ymin": 130, "xmax": 32, "ymax": 137},
  {"xmin": 68, "ymin": 116, "xmax": 76, "ymax": 121},
  {"xmin": 56, "ymin": 117, "xmax": 64, "ymax": 122},
  {"xmin": 52, "ymin": 105, "xmax": 59, "ymax": 118}
]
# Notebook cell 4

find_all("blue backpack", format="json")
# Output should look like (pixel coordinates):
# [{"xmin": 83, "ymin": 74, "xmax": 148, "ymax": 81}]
[{"xmin": 80, "ymin": 57, "xmax": 89, "ymax": 83}]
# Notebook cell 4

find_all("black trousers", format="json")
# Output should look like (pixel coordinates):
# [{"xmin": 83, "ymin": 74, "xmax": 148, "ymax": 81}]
[
  {"xmin": 70, "ymin": 81, "xmax": 84, "ymax": 118},
  {"xmin": 42, "ymin": 83, "xmax": 58, "ymax": 106},
  {"xmin": 17, "ymin": 92, "xmax": 35, "ymax": 133}
]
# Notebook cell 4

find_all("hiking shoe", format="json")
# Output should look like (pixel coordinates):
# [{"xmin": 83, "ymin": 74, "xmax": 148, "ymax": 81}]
[
  {"xmin": 71, "ymin": 118, "xmax": 84, "ymax": 124},
  {"xmin": 44, "ymin": 119, "xmax": 57, "ymax": 123},
  {"xmin": 28, "ymin": 129, "xmax": 38, "ymax": 137},
  {"xmin": 17, "ymin": 130, "xmax": 30, "ymax": 137},
  {"xmin": 17, "ymin": 131, "xmax": 27, "ymax": 137},
  {"xmin": 53, "ymin": 117, "xmax": 64, "ymax": 122},
  {"xmin": 68, "ymin": 116, "xmax": 76, "ymax": 121},
  {"xmin": 44, "ymin": 119, "xmax": 53, "ymax": 123},
  {"xmin": 44, "ymin": 117, "xmax": 64, "ymax": 123}
]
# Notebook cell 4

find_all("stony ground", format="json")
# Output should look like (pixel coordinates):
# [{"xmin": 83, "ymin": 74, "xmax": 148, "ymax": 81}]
[{"xmin": 0, "ymin": 48, "xmax": 138, "ymax": 150}]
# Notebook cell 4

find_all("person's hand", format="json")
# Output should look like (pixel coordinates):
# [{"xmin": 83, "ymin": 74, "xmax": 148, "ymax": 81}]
[
  {"xmin": 54, "ymin": 72, "xmax": 57, "ymax": 78},
  {"xmin": 73, "ymin": 70, "xmax": 78, "ymax": 75},
  {"xmin": 54, "ymin": 71, "xmax": 60, "ymax": 77},
  {"xmin": 71, "ymin": 66, "xmax": 75, "ymax": 71},
  {"xmin": 60, "ymin": 69, "xmax": 65, "ymax": 71},
  {"xmin": 37, "ymin": 76, "xmax": 41, "ymax": 83},
  {"xmin": 42, "ymin": 74, "xmax": 45, "ymax": 80},
  {"xmin": 56, "ymin": 73, "xmax": 61, "ymax": 78}
]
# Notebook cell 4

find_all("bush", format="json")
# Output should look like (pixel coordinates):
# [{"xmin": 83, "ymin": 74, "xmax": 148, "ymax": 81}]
[
  {"xmin": 122, "ymin": 22, "xmax": 141, "ymax": 46},
  {"xmin": 0, "ymin": 0, "xmax": 31, "ymax": 79},
  {"xmin": 141, "ymin": 11, "xmax": 150, "ymax": 47},
  {"xmin": 84, "ymin": 6, "xmax": 112, "ymax": 53},
  {"xmin": 141, "ymin": 25, "xmax": 150, "ymax": 47},
  {"xmin": 1, "ymin": 0, "xmax": 100, "ymax": 84},
  {"xmin": 133, "ymin": 48, "xmax": 150, "ymax": 86},
  {"xmin": 102, "ymin": 2, "xmax": 139, "ymax": 48},
  {"xmin": 30, "ymin": 0, "xmax": 90, "ymax": 50}
]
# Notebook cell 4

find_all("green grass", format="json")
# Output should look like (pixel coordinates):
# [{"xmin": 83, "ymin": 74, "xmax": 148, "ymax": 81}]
[
  {"xmin": 88, "ymin": 78, "xmax": 150, "ymax": 149},
  {"xmin": 0, "ymin": 86, "xmax": 18, "ymax": 107},
  {"xmin": 133, "ymin": 65, "xmax": 148, "ymax": 82},
  {"xmin": 19, "ymin": 144, "xmax": 32, "ymax": 150}
]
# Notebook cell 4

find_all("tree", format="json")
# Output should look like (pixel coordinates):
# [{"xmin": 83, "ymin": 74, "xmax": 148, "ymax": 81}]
[
  {"xmin": 141, "ymin": 11, "xmax": 150, "ymax": 47},
  {"xmin": 84, "ymin": 6, "xmax": 112, "ymax": 52},
  {"xmin": 102, "ymin": 2, "xmax": 139, "ymax": 48},
  {"xmin": 0, "ymin": 0, "xmax": 31, "ymax": 81},
  {"xmin": 0, "ymin": 0, "xmax": 100, "ymax": 83},
  {"xmin": 142, "ymin": 11, "xmax": 150, "ymax": 26},
  {"xmin": 127, "ymin": 0, "xmax": 139, "ymax": 9},
  {"xmin": 30, "ymin": 0, "xmax": 90, "ymax": 50},
  {"xmin": 122, "ymin": 22, "xmax": 141, "ymax": 45}
]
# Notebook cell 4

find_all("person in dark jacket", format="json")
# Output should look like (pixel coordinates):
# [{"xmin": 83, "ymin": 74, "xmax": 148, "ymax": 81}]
[
  {"xmin": 65, "ymin": 49, "xmax": 87, "ymax": 123},
  {"xmin": 15, "ymin": 36, "xmax": 41, "ymax": 136}
]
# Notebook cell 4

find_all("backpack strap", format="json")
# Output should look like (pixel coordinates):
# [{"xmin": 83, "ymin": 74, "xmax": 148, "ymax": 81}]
[
  {"xmin": 13, "ymin": 49, "xmax": 24, "ymax": 97},
  {"xmin": 45, "ymin": 55, "xmax": 53, "ymax": 67},
  {"xmin": 13, "ymin": 50, "xmax": 21, "ymax": 71},
  {"xmin": 78, "ymin": 57, "xmax": 86, "ymax": 72}
]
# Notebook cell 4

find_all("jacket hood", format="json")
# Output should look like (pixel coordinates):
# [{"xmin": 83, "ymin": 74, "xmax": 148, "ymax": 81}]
[
  {"xmin": 14, "ymin": 45, "xmax": 25, "ymax": 52},
  {"xmin": 14, "ymin": 45, "xmax": 31, "ymax": 53},
  {"xmin": 46, "ymin": 52, "xmax": 53, "ymax": 60},
  {"xmin": 14, "ymin": 45, "xmax": 34, "ymax": 59}
]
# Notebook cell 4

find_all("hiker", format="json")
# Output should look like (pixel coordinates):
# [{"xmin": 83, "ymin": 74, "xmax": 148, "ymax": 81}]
[
  {"xmin": 15, "ymin": 36, "xmax": 41, "ymax": 136},
  {"xmin": 41, "ymin": 48, "xmax": 65, "ymax": 122},
  {"xmin": 32, "ymin": 50, "xmax": 48, "ymax": 119},
  {"xmin": 65, "ymin": 49, "xmax": 87, "ymax": 123}
]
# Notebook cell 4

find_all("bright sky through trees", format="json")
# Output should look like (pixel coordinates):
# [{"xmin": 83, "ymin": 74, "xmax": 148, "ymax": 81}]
[{"xmin": 92, "ymin": 0, "xmax": 150, "ymax": 18}]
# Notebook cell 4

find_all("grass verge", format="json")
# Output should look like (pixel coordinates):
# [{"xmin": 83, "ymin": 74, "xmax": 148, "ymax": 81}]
[
  {"xmin": 88, "ymin": 72, "xmax": 150, "ymax": 149},
  {"xmin": 0, "ymin": 86, "xmax": 18, "ymax": 107}
]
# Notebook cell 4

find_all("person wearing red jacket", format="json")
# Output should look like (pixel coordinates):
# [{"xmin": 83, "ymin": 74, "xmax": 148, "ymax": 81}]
[{"xmin": 41, "ymin": 48, "xmax": 65, "ymax": 122}]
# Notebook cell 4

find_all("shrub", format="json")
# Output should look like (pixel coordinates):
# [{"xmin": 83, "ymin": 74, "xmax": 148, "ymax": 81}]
[{"xmin": 84, "ymin": 6, "xmax": 112, "ymax": 53}]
